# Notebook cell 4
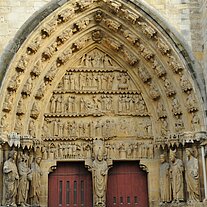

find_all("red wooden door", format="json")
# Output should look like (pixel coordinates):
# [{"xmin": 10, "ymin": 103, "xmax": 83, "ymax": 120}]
[
  {"xmin": 107, "ymin": 162, "xmax": 149, "ymax": 207},
  {"xmin": 48, "ymin": 162, "xmax": 92, "ymax": 207}
]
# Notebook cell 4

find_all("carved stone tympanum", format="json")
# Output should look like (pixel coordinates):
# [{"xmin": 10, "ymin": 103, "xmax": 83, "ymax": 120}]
[{"xmin": 0, "ymin": 0, "xmax": 205, "ymax": 207}]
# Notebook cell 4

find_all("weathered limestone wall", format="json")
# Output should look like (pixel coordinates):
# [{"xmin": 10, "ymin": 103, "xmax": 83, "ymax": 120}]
[{"xmin": 0, "ymin": 0, "xmax": 51, "ymax": 55}]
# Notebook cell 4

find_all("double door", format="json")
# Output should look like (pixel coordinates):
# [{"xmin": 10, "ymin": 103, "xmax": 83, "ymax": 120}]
[{"xmin": 48, "ymin": 161, "xmax": 149, "ymax": 207}]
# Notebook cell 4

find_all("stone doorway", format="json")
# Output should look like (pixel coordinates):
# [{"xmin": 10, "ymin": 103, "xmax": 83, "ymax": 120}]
[
  {"xmin": 106, "ymin": 161, "xmax": 149, "ymax": 207},
  {"xmin": 48, "ymin": 162, "xmax": 93, "ymax": 207}
]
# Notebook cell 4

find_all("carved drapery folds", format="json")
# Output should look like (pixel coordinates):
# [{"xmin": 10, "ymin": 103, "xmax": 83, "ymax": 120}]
[
  {"xmin": 159, "ymin": 147, "xmax": 201, "ymax": 206},
  {"xmin": 91, "ymin": 140, "xmax": 109, "ymax": 207},
  {"xmin": 0, "ymin": 0, "xmax": 206, "ymax": 206},
  {"xmin": 2, "ymin": 149, "xmax": 42, "ymax": 207}
]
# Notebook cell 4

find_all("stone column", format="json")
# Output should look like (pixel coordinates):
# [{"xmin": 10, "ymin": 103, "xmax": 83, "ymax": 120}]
[
  {"xmin": 0, "ymin": 144, "xmax": 3, "ymax": 205},
  {"xmin": 201, "ymin": 146, "xmax": 207, "ymax": 200},
  {"xmin": 40, "ymin": 160, "xmax": 57, "ymax": 207},
  {"xmin": 140, "ymin": 159, "xmax": 160, "ymax": 207}
]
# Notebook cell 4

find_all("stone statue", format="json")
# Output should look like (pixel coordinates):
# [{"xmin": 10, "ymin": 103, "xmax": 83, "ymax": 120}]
[
  {"xmin": 17, "ymin": 153, "xmax": 31, "ymax": 207},
  {"xmin": 159, "ymin": 154, "xmax": 171, "ymax": 204},
  {"xmin": 169, "ymin": 150, "xmax": 184, "ymax": 203},
  {"xmin": 185, "ymin": 148, "xmax": 200, "ymax": 203},
  {"xmin": 29, "ymin": 156, "xmax": 42, "ymax": 207},
  {"xmin": 91, "ymin": 140, "xmax": 108, "ymax": 207},
  {"xmin": 3, "ymin": 150, "xmax": 19, "ymax": 207}
]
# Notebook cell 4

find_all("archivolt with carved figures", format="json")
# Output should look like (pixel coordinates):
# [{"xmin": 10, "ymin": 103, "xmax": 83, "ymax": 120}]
[{"xmin": 0, "ymin": 0, "xmax": 206, "ymax": 207}]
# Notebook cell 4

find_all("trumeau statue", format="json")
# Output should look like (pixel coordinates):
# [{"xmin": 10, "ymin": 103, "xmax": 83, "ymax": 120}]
[
  {"xmin": 185, "ymin": 148, "xmax": 200, "ymax": 203},
  {"xmin": 91, "ymin": 140, "xmax": 109, "ymax": 207},
  {"xmin": 3, "ymin": 150, "xmax": 19, "ymax": 207},
  {"xmin": 159, "ymin": 154, "xmax": 171, "ymax": 204},
  {"xmin": 169, "ymin": 149, "xmax": 184, "ymax": 203}
]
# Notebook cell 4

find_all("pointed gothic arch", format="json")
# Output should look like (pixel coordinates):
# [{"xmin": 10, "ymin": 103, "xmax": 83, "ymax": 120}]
[{"xmin": 0, "ymin": 0, "xmax": 206, "ymax": 207}]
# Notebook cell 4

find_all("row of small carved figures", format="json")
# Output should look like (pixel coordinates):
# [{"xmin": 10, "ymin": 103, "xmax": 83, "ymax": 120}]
[
  {"xmin": 57, "ymin": 72, "xmax": 133, "ymax": 91},
  {"xmin": 42, "ymin": 141, "xmax": 154, "ymax": 160},
  {"xmin": 48, "ymin": 94, "xmax": 148, "ymax": 114},
  {"xmin": 13, "ymin": 0, "xmax": 182, "ymax": 79},
  {"xmin": 24, "ymin": 1, "xmax": 161, "ymax": 58},
  {"xmin": 41, "ymin": 118, "xmax": 152, "ymax": 138}
]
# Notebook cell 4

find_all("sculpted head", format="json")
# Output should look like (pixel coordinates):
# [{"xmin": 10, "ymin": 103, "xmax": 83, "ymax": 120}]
[
  {"xmin": 169, "ymin": 149, "xmax": 176, "ymax": 163},
  {"xmin": 8, "ymin": 150, "xmax": 17, "ymax": 160},
  {"xmin": 36, "ymin": 156, "xmax": 42, "ymax": 165},
  {"xmin": 160, "ymin": 154, "xmax": 166, "ymax": 164},
  {"xmin": 186, "ymin": 148, "xmax": 193, "ymax": 157}
]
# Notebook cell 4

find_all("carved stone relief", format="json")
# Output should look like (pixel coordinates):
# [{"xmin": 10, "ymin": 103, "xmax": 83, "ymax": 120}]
[
  {"xmin": 159, "ymin": 147, "xmax": 201, "ymax": 205},
  {"xmin": 0, "ymin": 1, "xmax": 206, "ymax": 207}
]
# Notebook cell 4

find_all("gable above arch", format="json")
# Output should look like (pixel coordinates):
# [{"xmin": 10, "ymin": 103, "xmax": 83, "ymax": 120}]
[{"xmin": 0, "ymin": 0, "xmax": 206, "ymax": 147}]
